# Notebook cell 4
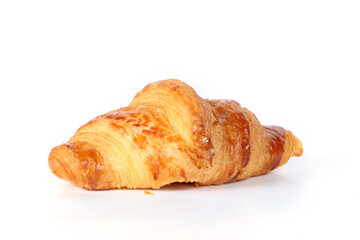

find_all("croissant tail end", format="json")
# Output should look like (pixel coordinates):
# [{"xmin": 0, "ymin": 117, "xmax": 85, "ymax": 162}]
[
  {"xmin": 48, "ymin": 145, "xmax": 86, "ymax": 188},
  {"xmin": 293, "ymin": 136, "xmax": 303, "ymax": 157}
]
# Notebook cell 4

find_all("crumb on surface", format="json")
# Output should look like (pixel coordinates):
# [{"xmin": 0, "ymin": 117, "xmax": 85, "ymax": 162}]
[{"xmin": 144, "ymin": 190, "xmax": 155, "ymax": 195}]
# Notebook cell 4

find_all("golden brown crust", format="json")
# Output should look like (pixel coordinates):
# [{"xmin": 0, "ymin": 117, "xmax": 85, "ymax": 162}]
[
  {"xmin": 207, "ymin": 99, "xmax": 251, "ymax": 182},
  {"xmin": 48, "ymin": 79, "xmax": 303, "ymax": 190}
]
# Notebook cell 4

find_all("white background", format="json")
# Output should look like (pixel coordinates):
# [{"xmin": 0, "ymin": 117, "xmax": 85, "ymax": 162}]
[{"xmin": 1, "ymin": 1, "xmax": 359, "ymax": 239}]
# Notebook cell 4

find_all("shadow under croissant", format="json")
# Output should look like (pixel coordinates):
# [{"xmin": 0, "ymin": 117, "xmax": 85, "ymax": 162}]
[
  {"xmin": 161, "ymin": 172, "xmax": 299, "ymax": 191},
  {"xmin": 53, "ymin": 170, "xmax": 298, "ymax": 193}
]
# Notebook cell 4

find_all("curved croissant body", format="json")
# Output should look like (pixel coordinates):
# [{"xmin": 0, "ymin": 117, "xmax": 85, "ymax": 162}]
[{"xmin": 49, "ymin": 79, "xmax": 303, "ymax": 190}]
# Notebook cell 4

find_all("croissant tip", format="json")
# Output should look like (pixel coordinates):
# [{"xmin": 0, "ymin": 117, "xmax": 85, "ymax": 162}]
[
  {"xmin": 49, "ymin": 148, "xmax": 67, "ymax": 181},
  {"xmin": 293, "ymin": 137, "xmax": 303, "ymax": 157},
  {"xmin": 48, "ymin": 145, "xmax": 86, "ymax": 187}
]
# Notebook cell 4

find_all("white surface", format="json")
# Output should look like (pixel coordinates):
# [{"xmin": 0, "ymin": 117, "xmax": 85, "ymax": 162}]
[{"xmin": 1, "ymin": 1, "xmax": 359, "ymax": 239}]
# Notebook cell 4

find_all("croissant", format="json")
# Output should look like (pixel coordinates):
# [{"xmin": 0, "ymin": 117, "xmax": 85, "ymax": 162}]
[{"xmin": 49, "ymin": 79, "xmax": 303, "ymax": 190}]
